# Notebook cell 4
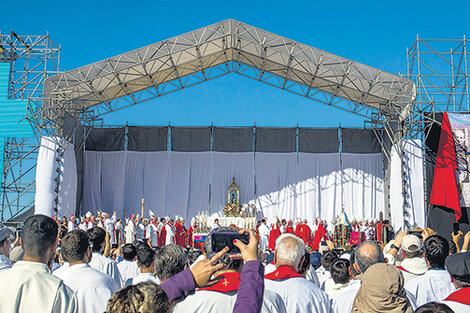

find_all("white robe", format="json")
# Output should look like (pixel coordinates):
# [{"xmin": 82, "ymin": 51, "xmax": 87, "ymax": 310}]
[
  {"xmin": 0, "ymin": 261, "xmax": 77, "ymax": 313},
  {"xmin": 0, "ymin": 254, "xmax": 12, "ymax": 271},
  {"xmin": 103, "ymin": 215, "xmax": 117, "ymax": 244},
  {"xmin": 137, "ymin": 222, "xmax": 145, "ymax": 240},
  {"xmin": 315, "ymin": 266, "xmax": 331, "ymax": 288},
  {"xmin": 405, "ymin": 269, "xmax": 456, "ymax": 306},
  {"xmin": 173, "ymin": 287, "xmax": 286, "ymax": 313},
  {"xmin": 88, "ymin": 252, "xmax": 123, "ymax": 288},
  {"xmin": 86, "ymin": 220, "xmax": 94, "ymax": 229},
  {"xmin": 125, "ymin": 220, "xmax": 137, "ymax": 244},
  {"xmin": 330, "ymin": 278, "xmax": 361, "ymax": 313},
  {"xmin": 54, "ymin": 263, "xmax": 118, "ymax": 313},
  {"xmin": 68, "ymin": 220, "xmax": 78, "ymax": 232},
  {"xmin": 117, "ymin": 260, "xmax": 140, "ymax": 286},
  {"xmin": 165, "ymin": 224, "xmax": 175, "ymax": 246},
  {"xmin": 264, "ymin": 276, "xmax": 332, "ymax": 313},
  {"xmin": 258, "ymin": 223, "xmax": 270, "ymax": 251},
  {"xmin": 78, "ymin": 222, "xmax": 87, "ymax": 231},
  {"xmin": 149, "ymin": 224, "xmax": 159, "ymax": 247},
  {"xmin": 129, "ymin": 272, "xmax": 160, "ymax": 286},
  {"xmin": 443, "ymin": 299, "xmax": 470, "ymax": 313}
]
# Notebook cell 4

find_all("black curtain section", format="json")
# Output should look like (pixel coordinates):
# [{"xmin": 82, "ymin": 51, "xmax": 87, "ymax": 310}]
[
  {"xmin": 171, "ymin": 127, "xmax": 211, "ymax": 152},
  {"xmin": 299, "ymin": 128, "xmax": 339, "ymax": 153},
  {"xmin": 85, "ymin": 127, "xmax": 125, "ymax": 151},
  {"xmin": 213, "ymin": 127, "xmax": 253, "ymax": 152},
  {"xmin": 255, "ymin": 127, "xmax": 296, "ymax": 152},
  {"xmin": 342, "ymin": 128, "xmax": 381, "ymax": 153},
  {"xmin": 74, "ymin": 126, "xmax": 85, "ymax": 216},
  {"xmin": 424, "ymin": 112, "xmax": 470, "ymax": 238},
  {"xmin": 128, "ymin": 126, "xmax": 168, "ymax": 151}
]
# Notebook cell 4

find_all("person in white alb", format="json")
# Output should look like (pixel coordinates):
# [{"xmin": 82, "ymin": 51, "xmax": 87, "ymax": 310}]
[
  {"xmin": 68, "ymin": 215, "xmax": 78, "ymax": 232},
  {"xmin": 0, "ymin": 215, "xmax": 77, "ymax": 313},
  {"xmin": 164, "ymin": 219, "xmax": 175, "ymax": 246},
  {"xmin": 125, "ymin": 215, "xmax": 137, "ymax": 244},
  {"xmin": 55, "ymin": 229, "xmax": 118, "ymax": 313},
  {"xmin": 87, "ymin": 226, "xmax": 123, "ymax": 288},
  {"xmin": 79, "ymin": 217, "xmax": 87, "ymax": 231},
  {"xmin": 117, "ymin": 243, "xmax": 140, "ymax": 285},
  {"xmin": 173, "ymin": 227, "xmax": 286, "ymax": 313},
  {"xmin": 258, "ymin": 219, "xmax": 270, "ymax": 251},
  {"xmin": 103, "ymin": 212, "xmax": 117, "ymax": 244},
  {"xmin": 264, "ymin": 233, "xmax": 331, "ymax": 313},
  {"xmin": 128, "ymin": 245, "xmax": 160, "ymax": 285},
  {"xmin": 0, "ymin": 224, "xmax": 13, "ymax": 271},
  {"xmin": 405, "ymin": 235, "xmax": 456, "ymax": 306},
  {"xmin": 149, "ymin": 218, "xmax": 159, "ymax": 247}
]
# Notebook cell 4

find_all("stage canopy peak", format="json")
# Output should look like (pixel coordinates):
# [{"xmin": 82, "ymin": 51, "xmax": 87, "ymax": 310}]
[{"xmin": 44, "ymin": 19, "xmax": 415, "ymax": 119}]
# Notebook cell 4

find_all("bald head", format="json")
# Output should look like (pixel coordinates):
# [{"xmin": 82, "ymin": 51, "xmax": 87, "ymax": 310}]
[
  {"xmin": 275, "ymin": 234, "xmax": 305, "ymax": 270},
  {"xmin": 355, "ymin": 241, "xmax": 384, "ymax": 273}
]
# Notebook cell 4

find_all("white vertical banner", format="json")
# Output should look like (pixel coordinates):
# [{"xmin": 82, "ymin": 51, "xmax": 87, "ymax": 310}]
[
  {"xmin": 35, "ymin": 136, "xmax": 77, "ymax": 217},
  {"xmin": 403, "ymin": 140, "xmax": 426, "ymax": 228},
  {"xmin": 390, "ymin": 145, "xmax": 405, "ymax": 232}
]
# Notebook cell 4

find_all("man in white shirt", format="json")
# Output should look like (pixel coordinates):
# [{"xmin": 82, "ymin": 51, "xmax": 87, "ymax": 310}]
[
  {"xmin": 264, "ymin": 233, "xmax": 331, "ymax": 313},
  {"xmin": 325, "ymin": 258, "xmax": 350, "ymax": 298},
  {"xmin": 405, "ymin": 235, "xmax": 455, "ymax": 306},
  {"xmin": 117, "ymin": 243, "xmax": 140, "ymax": 285},
  {"xmin": 55, "ymin": 229, "xmax": 118, "ymax": 313},
  {"xmin": 258, "ymin": 219, "xmax": 270, "ymax": 251},
  {"xmin": 68, "ymin": 215, "xmax": 78, "ymax": 232},
  {"xmin": 87, "ymin": 226, "xmax": 123, "ymax": 288},
  {"xmin": 0, "ymin": 214, "xmax": 77, "ymax": 313},
  {"xmin": 103, "ymin": 212, "xmax": 117, "ymax": 244},
  {"xmin": 128, "ymin": 245, "xmax": 160, "ymax": 285},
  {"xmin": 0, "ymin": 224, "xmax": 13, "ymax": 271},
  {"xmin": 173, "ymin": 227, "xmax": 286, "ymax": 313}
]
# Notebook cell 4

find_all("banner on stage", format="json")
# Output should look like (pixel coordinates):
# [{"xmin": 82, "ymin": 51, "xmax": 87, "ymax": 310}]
[{"xmin": 448, "ymin": 113, "xmax": 470, "ymax": 207}]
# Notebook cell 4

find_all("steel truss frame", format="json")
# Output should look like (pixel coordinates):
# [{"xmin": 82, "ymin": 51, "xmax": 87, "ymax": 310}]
[{"xmin": 0, "ymin": 32, "xmax": 60, "ymax": 221}]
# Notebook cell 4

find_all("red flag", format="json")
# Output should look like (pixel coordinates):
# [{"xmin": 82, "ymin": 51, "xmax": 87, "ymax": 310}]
[{"xmin": 430, "ymin": 112, "xmax": 462, "ymax": 221}]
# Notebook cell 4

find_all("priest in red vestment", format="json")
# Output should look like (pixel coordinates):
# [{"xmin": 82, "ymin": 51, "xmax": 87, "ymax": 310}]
[
  {"xmin": 187, "ymin": 219, "xmax": 197, "ymax": 247},
  {"xmin": 268, "ymin": 220, "xmax": 281, "ymax": 251},
  {"xmin": 298, "ymin": 219, "xmax": 311, "ymax": 245}
]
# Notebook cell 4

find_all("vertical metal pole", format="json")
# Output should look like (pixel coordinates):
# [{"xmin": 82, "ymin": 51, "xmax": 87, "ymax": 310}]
[{"xmin": 464, "ymin": 35, "xmax": 469, "ymax": 111}]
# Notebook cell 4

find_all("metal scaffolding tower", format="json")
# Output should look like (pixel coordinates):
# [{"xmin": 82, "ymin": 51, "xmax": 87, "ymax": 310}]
[{"xmin": 0, "ymin": 31, "xmax": 60, "ymax": 221}]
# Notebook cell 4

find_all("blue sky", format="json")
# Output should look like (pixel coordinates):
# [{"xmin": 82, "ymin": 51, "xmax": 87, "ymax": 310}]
[{"xmin": 2, "ymin": 0, "xmax": 469, "ymax": 127}]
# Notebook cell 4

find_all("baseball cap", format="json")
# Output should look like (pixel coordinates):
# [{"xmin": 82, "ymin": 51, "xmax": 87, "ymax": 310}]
[
  {"xmin": 0, "ymin": 224, "xmax": 14, "ymax": 241},
  {"xmin": 402, "ymin": 234, "xmax": 423, "ymax": 252}
]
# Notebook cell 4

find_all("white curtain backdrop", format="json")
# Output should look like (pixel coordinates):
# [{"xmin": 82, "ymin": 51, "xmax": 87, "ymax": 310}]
[
  {"xmin": 341, "ymin": 153, "xmax": 384, "ymax": 221},
  {"xmin": 390, "ymin": 145, "xmax": 405, "ymax": 232},
  {"xmin": 211, "ymin": 152, "xmax": 255, "ymax": 216},
  {"xmin": 255, "ymin": 153, "xmax": 298, "ymax": 222},
  {"xmin": 404, "ymin": 140, "xmax": 425, "ymax": 228},
  {"xmin": 35, "ymin": 136, "xmax": 77, "ymax": 217},
  {"xmin": 296, "ymin": 153, "xmax": 342, "ymax": 224},
  {"xmin": 81, "ymin": 150, "xmax": 388, "ymax": 222}
]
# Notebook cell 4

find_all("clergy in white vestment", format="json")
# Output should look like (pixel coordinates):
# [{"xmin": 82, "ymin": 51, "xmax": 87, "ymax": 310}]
[
  {"xmin": 103, "ymin": 212, "xmax": 117, "ymax": 244},
  {"xmin": 125, "ymin": 215, "xmax": 137, "ymax": 244},
  {"xmin": 149, "ymin": 219, "xmax": 159, "ymax": 247},
  {"xmin": 264, "ymin": 233, "xmax": 332, "ymax": 313},
  {"xmin": 164, "ymin": 220, "xmax": 175, "ymax": 246},
  {"xmin": 87, "ymin": 226, "xmax": 123, "ymax": 288},
  {"xmin": 173, "ymin": 227, "xmax": 287, "ymax": 313},
  {"xmin": 68, "ymin": 215, "xmax": 78, "ymax": 232},
  {"xmin": 137, "ymin": 219, "xmax": 145, "ymax": 240},
  {"xmin": 128, "ymin": 245, "xmax": 160, "ymax": 285},
  {"xmin": 117, "ymin": 243, "xmax": 141, "ymax": 285},
  {"xmin": 79, "ymin": 217, "xmax": 87, "ymax": 231},
  {"xmin": 404, "ymin": 235, "xmax": 455, "ymax": 306},
  {"xmin": 258, "ymin": 219, "xmax": 270, "ymax": 251},
  {"xmin": 55, "ymin": 230, "xmax": 119, "ymax": 313},
  {"xmin": 0, "ymin": 215, "xmax": 78, "ymax": 313}
]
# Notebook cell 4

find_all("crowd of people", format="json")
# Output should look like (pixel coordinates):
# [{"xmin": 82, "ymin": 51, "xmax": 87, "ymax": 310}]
[{"xmin": 0, "ymin": 212, "xmax": 470, "ymax": 313}]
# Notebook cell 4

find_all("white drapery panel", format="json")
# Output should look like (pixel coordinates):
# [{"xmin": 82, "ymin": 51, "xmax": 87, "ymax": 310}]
[
  {"xmin": 296, "ymin": 153, "xmax": 342, "ymax": 224},
  {"xmin": 390, "ymin": 145, "xmax": 405, "ymax": 232},
  {"xmin": 81, "ymin": 151, "xmax": 386, "ymax": 222},
  {"xmin": 211, "ymin": 152, "xmax": 255, "ymax": 216},
  {"xmin": 341, "ymin": 153, "xmax": 384, "ymax": 221},
  {"xmin": 255, "ymin": 153, "xmax": 298, "ymax": 221},
  {"xmin": 403, "ymin": 140, "xmax": 425, "ymax": 228},
  {"xmin": 35, "ymin": 137, "xmax": 77, "ymax": 217}
]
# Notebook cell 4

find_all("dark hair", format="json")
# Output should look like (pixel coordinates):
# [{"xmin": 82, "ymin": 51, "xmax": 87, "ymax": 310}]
[
  {"xmin": 122, "ymin": 244, "xmax": 137, "ymax": 261},
  {"xmin": 331, "ymin": 258, "xmax": 350, "ymax": 284},
  {"xmin": 424, "ymin": 235, "xmax": 449, "ymax": 269},
  {"xmin": 402, "ymin": 247, "xmax": 423, "ymax": 259},
  {"xmin": 355, "ymin": 241, "xmax": 384, "ymax": 273},
  {"xmin": 454, "ymin": 277, "xmax": 470, "ymax": 289},
  {"xmin": 61, "ymin": 230, "xmax": 89, "ymax": 263},
  {"xmin": 414, "ymin": 302, "xmax": 454, "ymax": 313},
  {"xmin": 204, "ymin": 227, "xmax": 242, "ymax": 270},
  {"xmin": 154, "ymin": 244, "xmax": 188, "ymax": 281},
  {"xmin": 134, "ymin": 240, "xmax": 149, "ymax": 253},
  {"xmin": 321, "ymin": 250, "xmax": 338, "ymax": 272},
  {"xmin": 21, "ymin": 215, "xmax": 58, "ymax": 258},
  {"xmin": 349, "ymin": 248, "xmax": 359, "ymax": 277},
  {"xmin": 87, "ymin": 227, "xmax": 106, "ymax": 252},
  {"xmin": 188, "ymin": 248, "xmax": 203, "ymax": 264},
  {"xmin": 448, "ymin": 240, "xmax": 457, "ymax": 255},
  {"xmin": 299, "ymin": 249, "xmax": 311, "ymax": 276},
  {"xmin": 106, "ymin": 281, "xmax": 170, "ymax": 313},
  {"xmin": 214, "ymin": 219, "xmax": 219, "ymax": 223},
  {"xmin": 137, "ymin": 246, "xmax": 155, "ymax": 269}
]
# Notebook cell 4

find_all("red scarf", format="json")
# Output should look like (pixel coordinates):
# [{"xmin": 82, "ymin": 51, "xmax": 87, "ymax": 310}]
[
  {"xmin": 444, "ymin": 287, "xmax": 470, "ymax": 305},
  {"xmin": 198, "ymin": 272, "xmax": 241, "ymax": 293},
  {"xmin": 265, "ymin": 265, "xmax": 303, "ymax": 280},
  {"xmin": 396, "ymin": 266, "xmax": 410, "ymax": 273}
]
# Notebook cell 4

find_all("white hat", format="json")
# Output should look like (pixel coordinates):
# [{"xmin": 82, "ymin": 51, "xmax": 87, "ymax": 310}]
[
  {"xmin": 402, "ymin": 234, "xmax": 423, "ymax": 252},
  {"xmin": 85, "ymin": 211, "xmax": 92, "ymax": 218}
]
